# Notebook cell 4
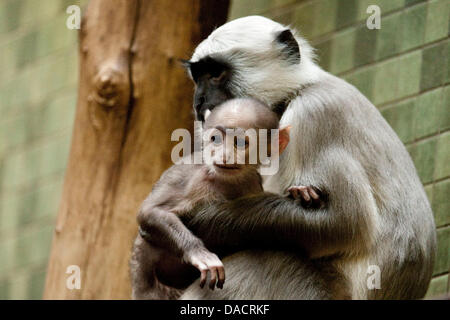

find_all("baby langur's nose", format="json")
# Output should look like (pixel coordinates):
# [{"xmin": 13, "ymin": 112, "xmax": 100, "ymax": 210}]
[
  {"xmin": 222, "ymin": 149, "xmax": 236, "ymax": 166},
  {"xmin": 220, "ymin": 152, "xmax": 229, "ymax": 165},
  {"xmin": 212, "ymin": 147, "xmax": 232, "ymax": 166}
]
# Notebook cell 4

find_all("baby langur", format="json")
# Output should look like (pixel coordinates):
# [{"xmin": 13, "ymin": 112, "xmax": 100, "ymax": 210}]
[{"xmin": 130, "ymin": 98, "xmax": 294, "ymax": 300}]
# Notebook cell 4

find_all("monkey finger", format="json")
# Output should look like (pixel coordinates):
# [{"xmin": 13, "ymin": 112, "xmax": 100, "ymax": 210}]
[
  {"xmin": 217, "ymin": 266, "xmax": 225, "ymax": 289},
  {"xmin": 299, "ymin": 188, "xmax": 311, "ymax": 202},
  {"xmin": 195, "ymin": 263, "xmax": 208, "ymax": 288},
  {"xmin": 209, "ymin": 268, "xmax": 218, "ymax": 290},
  {"xmin": 308, "ymin": 187, "xmax": 320, "ymax": 200},
  {"xmin": 287, "ymin": 187, "xmax": 299, "ymax": 199},
  {"xmin": 199, "ymin": 269, "xmax": 208, "ymax": 288}
]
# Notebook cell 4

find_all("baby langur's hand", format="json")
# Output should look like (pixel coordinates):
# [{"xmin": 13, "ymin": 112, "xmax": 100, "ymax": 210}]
[
  {"xmin": 183, "ymin": 246, "xmax": 225, "ymax": 290},
  {"xmin": 287, "ymin": 185, "xmax": 326, "ymax": 209}
]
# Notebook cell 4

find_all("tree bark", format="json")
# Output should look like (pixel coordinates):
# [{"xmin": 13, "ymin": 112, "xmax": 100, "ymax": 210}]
[{"xmin": 44, "ymin": 0, "xmax": 229, "ymax": 299}]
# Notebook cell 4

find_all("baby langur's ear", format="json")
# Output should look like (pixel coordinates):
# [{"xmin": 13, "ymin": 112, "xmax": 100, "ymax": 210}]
[{"xmin": 279, "ymin": 125, "xmax": 291, "ymax": 154}]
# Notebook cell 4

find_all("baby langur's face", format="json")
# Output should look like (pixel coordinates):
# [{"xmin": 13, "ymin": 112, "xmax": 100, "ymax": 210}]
[
  {"xmin": 204, "ymin": 126, "xmax": 254, "ymax": 176},
  {"xmin": 202, "ymin": 99, "xmax": 290, "ymax": 179}
]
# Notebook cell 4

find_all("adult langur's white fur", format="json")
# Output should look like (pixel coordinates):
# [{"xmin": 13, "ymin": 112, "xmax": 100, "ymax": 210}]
[
  {"xmin": 191, "ymin": 16, "xmax": 320, "ymax": 105},
  {"xmin": 179, "ymin": 16, "xmax": 436, "ymax": 300}
]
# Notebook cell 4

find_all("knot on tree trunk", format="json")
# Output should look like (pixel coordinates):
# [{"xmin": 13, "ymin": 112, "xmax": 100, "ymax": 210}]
[{"xmin": 92, "ymin": 65, "xmax": 129, "ymax": 109}]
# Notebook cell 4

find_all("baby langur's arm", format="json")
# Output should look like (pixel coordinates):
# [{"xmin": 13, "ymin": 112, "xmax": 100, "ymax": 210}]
[{"xmin": 138, "ymin": 206, "xmax": 225, "ymax": 289}]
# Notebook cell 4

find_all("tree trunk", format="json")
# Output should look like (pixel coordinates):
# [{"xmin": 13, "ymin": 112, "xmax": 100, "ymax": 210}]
[{"xmin": 44, "ymin": 0, "xmax": 229, "ymax": 299}]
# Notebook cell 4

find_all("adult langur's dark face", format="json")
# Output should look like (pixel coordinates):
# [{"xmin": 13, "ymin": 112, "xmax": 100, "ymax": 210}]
[
  {"xmin": 184, "ymin": 16, "xmax": 303, "ymax": 122},
  {"xmin": 183, "ymin": 57, "xmax": 234, "ymax": 122}
]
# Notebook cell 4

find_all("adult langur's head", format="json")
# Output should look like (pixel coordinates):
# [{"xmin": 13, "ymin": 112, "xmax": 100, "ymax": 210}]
[{"xmin": 183, "ymin": 16, "xmax": 320, "ymax": 122}]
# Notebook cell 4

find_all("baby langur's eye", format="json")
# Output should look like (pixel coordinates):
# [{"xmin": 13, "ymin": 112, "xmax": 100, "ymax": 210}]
[
  {"xmin": 234, "ymin": 137, "xmax": 248, "ymax": 149},
  {"xmin": 211, "ymin": 134, "xmax": 223, "ymax": 145}
]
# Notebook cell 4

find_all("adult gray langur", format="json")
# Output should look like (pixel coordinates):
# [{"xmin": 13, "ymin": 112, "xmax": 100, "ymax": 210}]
[{"xmin": 178, "ymin": 16, "xmax": 436, "ymax": 299}]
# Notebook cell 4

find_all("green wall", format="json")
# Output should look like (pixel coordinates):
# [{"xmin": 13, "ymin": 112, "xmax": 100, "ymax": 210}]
[
  {"xmin": 0, "ymin": 0, "xmax": 86, "ymax": 299},
  {"xmin": 0, "ymin": 0, "xmax": 448, "ymax": 299}
]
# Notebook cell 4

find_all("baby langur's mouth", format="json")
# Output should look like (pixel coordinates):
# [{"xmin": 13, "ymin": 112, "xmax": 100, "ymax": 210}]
[{"xmin": 214, "ymin": 163, "xmax": 241, "ymax": 170}]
